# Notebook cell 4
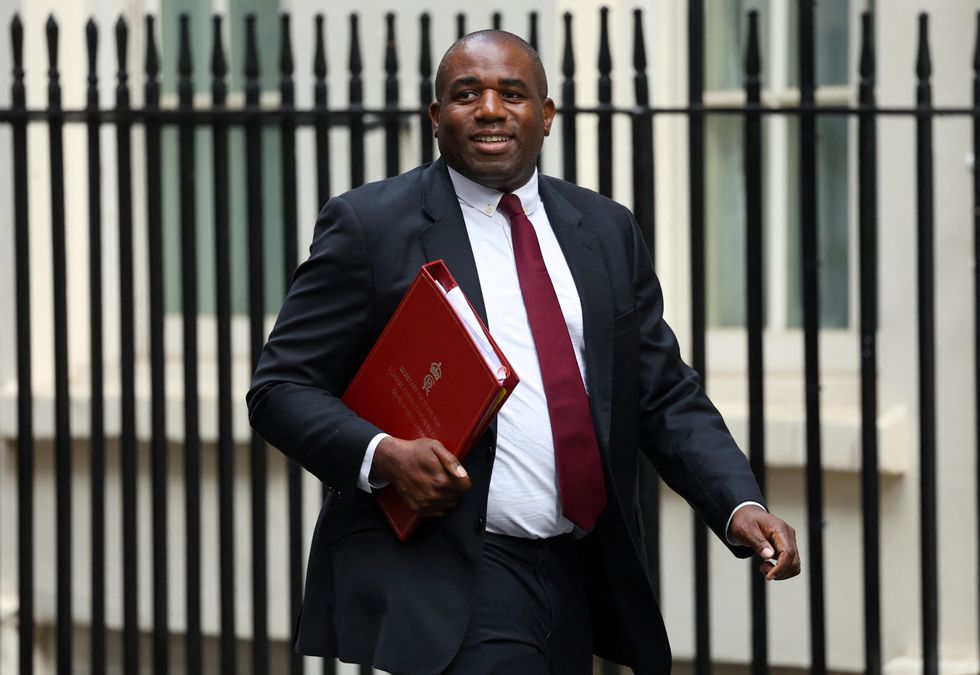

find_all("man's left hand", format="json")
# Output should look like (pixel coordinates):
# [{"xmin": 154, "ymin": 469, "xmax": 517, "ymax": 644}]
[{"xmin": 728, "ymin": 506, "xmax": 801, "ymax": 581}]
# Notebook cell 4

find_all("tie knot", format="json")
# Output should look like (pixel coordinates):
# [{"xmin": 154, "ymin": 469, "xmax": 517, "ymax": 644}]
[{"xmin": 497, "ymin": 193, "xmax": 524, "ymax": 221}]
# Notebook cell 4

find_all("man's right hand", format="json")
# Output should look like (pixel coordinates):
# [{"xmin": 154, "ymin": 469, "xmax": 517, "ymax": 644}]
[{"xmin": 370, "ymin": 436, "xmax": 472, "ymax": 517}]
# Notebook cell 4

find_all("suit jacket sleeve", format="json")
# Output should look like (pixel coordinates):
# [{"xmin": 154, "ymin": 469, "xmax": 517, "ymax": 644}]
[
  {"xmin": 246, "ymin": 196, "xmax": 383, "ymax": 490},
  {"xmin": 627, "ymin": 210, "xmax": 764, "ymax": 554}
]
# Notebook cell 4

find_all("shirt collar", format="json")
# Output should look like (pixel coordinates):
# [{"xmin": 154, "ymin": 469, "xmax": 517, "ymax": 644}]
[{"xmin": 446, "ymin": 165, "xmax": 542, "ymax": 219}]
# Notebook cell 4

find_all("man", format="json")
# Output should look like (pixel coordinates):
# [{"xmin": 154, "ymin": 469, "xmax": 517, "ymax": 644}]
[{"xmin": 248, "ymin": 30, "xmax": 800, "ymax": 675}]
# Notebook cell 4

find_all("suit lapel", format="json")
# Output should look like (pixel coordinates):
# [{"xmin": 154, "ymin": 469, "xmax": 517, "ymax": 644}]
[
  {"xmin": 419, "ymin": 159, "xmax": 489, "ymax": 325},
  {"xmin": 538, "ymin": 177, "xmax": 615, "ymax": 453}
]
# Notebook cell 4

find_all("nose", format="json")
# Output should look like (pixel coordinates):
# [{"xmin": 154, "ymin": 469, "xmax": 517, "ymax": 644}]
[{"xmin": 475, "ymin": 90, "xmax": 505, "ymax": 120}]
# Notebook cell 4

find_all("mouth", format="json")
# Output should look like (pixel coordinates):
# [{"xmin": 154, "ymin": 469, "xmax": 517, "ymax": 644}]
[{"xmin": 470, "ymin": 134, "xmax": 513, "ymax": 153}]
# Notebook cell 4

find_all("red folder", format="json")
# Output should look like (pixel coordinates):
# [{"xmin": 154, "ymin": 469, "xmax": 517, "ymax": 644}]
[{"xmin": 342, "ymin": 260, "xmax": 519, "ymax": 541}]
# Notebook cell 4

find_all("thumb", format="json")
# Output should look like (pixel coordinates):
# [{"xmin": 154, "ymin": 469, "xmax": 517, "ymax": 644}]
[
  {"xmin": 750, "ymin": 533, "xmax": 775, "ymax": 560},
  {"xmin": 432, "ymin": 444, "xmax": 467, "ymax": 479},
  {"xmin": 737, "ymin": 520, "xmax": 774, "ymax": 559}
]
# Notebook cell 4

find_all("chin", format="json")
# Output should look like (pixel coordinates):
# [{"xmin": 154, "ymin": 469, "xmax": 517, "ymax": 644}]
[{"xmin": 465, "ymin": 168, "xmax": 512, "ymax": 190}]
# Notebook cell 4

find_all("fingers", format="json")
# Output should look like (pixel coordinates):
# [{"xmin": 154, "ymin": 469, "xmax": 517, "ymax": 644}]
[
  {"xmin": 730, "ymin": 507, "xmax": 801, "ymax": 581},
  {"xmin": 765, "ymin": 522, "xmax": 801, "ymax": 580},
  {"xmin": 760, "ymin": 548, "xmax": 801, "ymax": 580},
  {"xmin": 387, "ymin": 438, "xmax": 471, "ymax": 516},
  {"xmin": 755, "ymin": 519, "xmax": 801, "ymax": 581}
]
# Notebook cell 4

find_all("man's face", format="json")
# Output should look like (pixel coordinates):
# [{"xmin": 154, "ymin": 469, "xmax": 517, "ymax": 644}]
[{"xmin": 429, "ymin": 38, "xmax": 555, "ymax": 194}]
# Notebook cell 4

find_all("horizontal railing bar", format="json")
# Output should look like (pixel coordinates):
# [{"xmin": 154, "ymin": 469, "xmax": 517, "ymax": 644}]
[{"xmin": 0, "ymin": 104, "xmax": 976, "ymax": 124}]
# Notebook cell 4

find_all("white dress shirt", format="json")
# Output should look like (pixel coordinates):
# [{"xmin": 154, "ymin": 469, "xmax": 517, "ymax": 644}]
[
  {"xmin": 449, "ymin": 167, "xmax": 585, "ymax": 538},
  {"xmin": 358, "ymin": 168, "xmax": 762, "ymax": 543}
]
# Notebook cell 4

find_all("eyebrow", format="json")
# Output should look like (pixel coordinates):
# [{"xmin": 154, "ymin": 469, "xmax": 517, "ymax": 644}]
[{"xmin": 449, "ymin": 76, "xmax": 529, "ymax": 90}]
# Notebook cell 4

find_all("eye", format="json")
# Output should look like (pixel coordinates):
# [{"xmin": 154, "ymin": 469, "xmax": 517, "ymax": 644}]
[{"xmin": 455, "ymin": 90, "xmax": 478, "ymax": 101}]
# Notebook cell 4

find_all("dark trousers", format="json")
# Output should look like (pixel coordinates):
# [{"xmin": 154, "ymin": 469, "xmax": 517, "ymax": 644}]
[{"xmin": 441, "ymin": 532, "xmax": 594, "ymax": 675}]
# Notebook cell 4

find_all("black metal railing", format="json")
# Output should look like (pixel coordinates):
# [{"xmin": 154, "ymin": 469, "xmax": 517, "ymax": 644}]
[{"xmin": 2, "ymin": 3, "xmax": 979, "ymax": 675}]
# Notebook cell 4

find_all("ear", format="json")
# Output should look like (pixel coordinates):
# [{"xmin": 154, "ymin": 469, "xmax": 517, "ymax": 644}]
[
  {"xmin": 542, "ymin": 97, "xmax": 556, "ymax": 137},
  {"xmin": 428, "ymin": 101, "xmax": 441, "ymax": 137}
]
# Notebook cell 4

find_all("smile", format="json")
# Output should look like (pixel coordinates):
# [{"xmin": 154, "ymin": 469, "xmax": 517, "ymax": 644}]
[{"xmin": 471, "ymin": 135, "xmax": 510, "ymax": 143}]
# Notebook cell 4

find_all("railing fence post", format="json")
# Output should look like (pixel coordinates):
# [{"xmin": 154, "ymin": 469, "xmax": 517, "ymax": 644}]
[
  {"xmin": 561, "ymin": 12, "xmax": 577, "ymax": 183},
  {"xmin": 743, "ymin": 11, "xmax": 768, "ymax": 675},
  {"xmin": 915, "ymin": 13, "xmax": 939, "ymax": 675},
  {"xmin": 11, "ymin": 14, "xmax": 35, "ymax": 675},
  {"xmin": 116, "ymin": 16, "xmax": 140, "ymax": 674},
  {"xmin": 85, "ymin": 18, "xmax": 107, "ymax": 675},
  {"xmin": 858, "ymin": 12, "xmax": 882, "ymax": 675},
  {"xmin": 209, "ymin": 15, "xmax": 238, "ymax": 675},
  {"xmin": 244, "ymin": 14, "xmax": 270, "ymax": 675},
  {"xmin": 687, "ymin": 2, "xmax": 711, "ymax": 671}
]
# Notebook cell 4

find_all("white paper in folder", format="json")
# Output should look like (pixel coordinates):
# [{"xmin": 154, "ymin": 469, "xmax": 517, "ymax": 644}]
[{"xmin": 442, "ymin": 286, "xmax": 507, "ymax": 382}]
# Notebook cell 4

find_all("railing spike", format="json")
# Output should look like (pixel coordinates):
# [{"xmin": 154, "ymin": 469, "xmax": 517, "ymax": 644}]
[
  {"xmin": 314, "ymin": 14, "xmax": 326, "ymax": 80},
  {"xmin": 493, "ymin": 12, "xmax": 501, "ymax": 30},
  {"xmin": 632, "ymin": 9, "xmax": 646, "ymax": 73},
  {"xmin": 145, "ymin": 15, "xmax": 159, "ymax": 79},
  {"xmin": 596, "ymin": 6, "xmax": 612, "ymax": 196},
  {"xmin": 746, "ymin": 9, "xmax": 761, "ymax": 81},
  {"xmin": 280, "ymin": 14, "xmax": 294, "ymax": 75},
  {"xmin": 245, "ymin": 13, "xmax": 259, "ymax": 79},
  {"xmin": 916, "ymin": 13, "xmax": 931, "ymax": 81},
  {"xmin": 348, "ymin": 12, "xmax": 363, "ymax": 115},
  {"xmin": 419, "ymin": 12, "xmax": 434, "ymax": 163},
  {"xmin": 211, "ymin": 15, "xmax": 227, "ymax": 106},
  {"xmin": 860, "ymin": 12, "xmax": 875, "ymax": 82},
  {"xmin": 177, "ymin": 14, "xmax": 191, "ymax": 106},
  {"xmin": 456, "ymin": 13, "xmax": 465, "ymax": 39},
  {"xmin": 348, "ymin": 12, "xmax": 364, "ymax": 186},
  {"xmin": 114, "ymin": 17, "xmax": 129, "ymax": 115},
  {"xmin": 974, "ymin": 11, "xmax": 980, "ymax": 74},
  {"xmin": 45, "ymin": 14, "xmax": 59, "ymax": 79},
  {"xmin": 562, "ymin": 12, "xmax": 575, "ymax": 78},
  {"xmin": 632, "ymin": 9, "xmax": 648, "ymax": 107},
  {"xmin": 349, "ymin": 14, "xmax": 362, "ymax": 78},
  {"xmin": 208, "ymin": 16, "xmax": 225, "ymax": 111},
  {"xmin": 211, "ymin": 15, "xmax": 227, "ymax": 82},
  {"xmin": 383, "ymin": 12, "xmax": 400, "ymax": 176},
  {"xmin": 598, "ymin": 7, "xmax": 611, "ymax": 78},
  {"xmin": 244, "ymin": 13, "xmax": 259, "ymax": 88},
  {"xmin": 529, "ymin": 11, "xmax": 538, "ymax": 51},
  {"xmin": 385, "ymin": 13, "xmax": 397, "ymax": 76},
  {"xmin": 86, "ymin": 19, "xmax": 98, "ymax": 108},
  {"xmin": 280, "ymin": 13, "xmax": 294, "ymax": 104},
  {"xmin": 178, "ymin": 14, "xmax": 191, "ymax": 76},
  {"xmin": 114, "ymin": 16, "xmax": 128, "ymax": 78},
  {"xmin": 419, "ymin": 13, "xmax": 431, "ymax": 78},
  {"xmin": 12, "ymin": 14, "xmax": 25, "ymax": 108},
  {"xmin": 46, "ymin": 14, "xmax": 61, "ymax": 111},
  {"xmin": 86, "ymin": 19, "xmax": 98, "ymax": 78},
  {"xmin": 144, "ymin": 14, "xmax": 160, "ymax": 109},
  {"xmin": 598, "ymin": 6, "xmax": 611, "ymax": 103},
  {"xmin": 560, "ymin": 10, "xmax": 576, "ymax": 183},
  {"xmin": 313, "ymin": 11, "xmax": 330, "ymax": 202},
  {"xmin": 11, "ymin": 14, "xmax": 23, "ymax": 71}
]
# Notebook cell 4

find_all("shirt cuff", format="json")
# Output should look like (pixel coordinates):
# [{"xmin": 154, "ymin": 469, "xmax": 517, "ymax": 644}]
[
  {"xmin": 725, "ymin": 501, "xmax": 767, "ymax": 546},
  {"xmin": 357, "ymin": 433, "xmax": 391, "ymax": 493}
]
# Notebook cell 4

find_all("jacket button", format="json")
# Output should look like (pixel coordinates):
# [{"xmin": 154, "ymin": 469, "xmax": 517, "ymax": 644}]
[{"xmin": 474, "ymin": 516, "xmax": 485, "ymax": 532}]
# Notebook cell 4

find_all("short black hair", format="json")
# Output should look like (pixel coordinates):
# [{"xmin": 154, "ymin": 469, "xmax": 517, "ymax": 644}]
[{"xmin": 434, "ymin": 30, "xmax": 549, "ymax": 102}]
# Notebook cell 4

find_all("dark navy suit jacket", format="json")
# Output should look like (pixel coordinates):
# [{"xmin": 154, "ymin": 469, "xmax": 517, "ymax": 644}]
[{"xmin": 247, "ymin": 159, "xmax": 765, "ymax": 674}]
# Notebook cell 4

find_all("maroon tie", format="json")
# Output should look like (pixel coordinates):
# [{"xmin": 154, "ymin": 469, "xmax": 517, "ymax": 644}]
[{"xmin": 497, "ymin": 193, "xmax": 607, "ymax": 530}]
